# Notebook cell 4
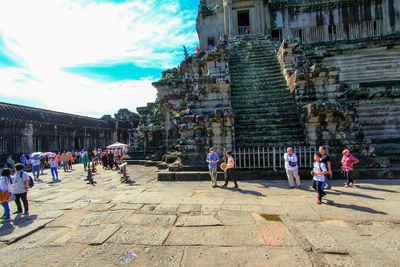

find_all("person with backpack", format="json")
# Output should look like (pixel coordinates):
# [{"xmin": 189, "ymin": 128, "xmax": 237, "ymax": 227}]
[
  {"xmin": 12, "ymin": 164, "xmax": 30, "ymax": 216},
  {"xmin": 312, "ymin": 152, "xmax": 328, "ymax": 204},
  {"xmin": 0, "ymin": 168, "xmax": 13, "ymax": 221},
  {"xmin": 341, "ymin": 149, "xmax": 359, "ymax": 187}
]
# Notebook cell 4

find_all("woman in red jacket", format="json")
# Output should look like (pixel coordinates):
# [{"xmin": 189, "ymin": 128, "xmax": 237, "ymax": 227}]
[{"xmin": 341, "ymin": 149, "xmax": 359, "ymax": 188}]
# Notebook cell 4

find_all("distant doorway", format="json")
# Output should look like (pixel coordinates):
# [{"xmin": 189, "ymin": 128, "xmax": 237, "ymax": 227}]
[{"xmin": 238, "ymin": 10, "xmax": 250, "ymax": 35}]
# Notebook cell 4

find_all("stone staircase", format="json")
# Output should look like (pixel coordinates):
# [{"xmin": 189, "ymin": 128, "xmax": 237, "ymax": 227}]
[{"xmin": 228, "ymin": 35, "xmax": 305, "ymax": 148}]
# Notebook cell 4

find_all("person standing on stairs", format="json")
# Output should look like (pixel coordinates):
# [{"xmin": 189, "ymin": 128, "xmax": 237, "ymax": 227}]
[{"xmin": 284, "ymin": 147, "xmax": 301, "ymax": 188}]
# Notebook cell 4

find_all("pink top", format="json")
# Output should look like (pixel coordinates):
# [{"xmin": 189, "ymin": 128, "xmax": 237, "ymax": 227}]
[{"xmin": 341, "ymin": 155, "xmax": 359, "ymax": 171}]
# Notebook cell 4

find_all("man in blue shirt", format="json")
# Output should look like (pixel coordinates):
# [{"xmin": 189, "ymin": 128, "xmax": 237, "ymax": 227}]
[{"xmin": 206, "ymin": 148, "xmax": 219, "ymax": 188}]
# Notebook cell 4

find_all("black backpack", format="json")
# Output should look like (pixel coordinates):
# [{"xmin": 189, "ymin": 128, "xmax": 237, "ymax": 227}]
[{"xmin": 20, "ymin": 172, "xmax": 34, "ymax": 188}]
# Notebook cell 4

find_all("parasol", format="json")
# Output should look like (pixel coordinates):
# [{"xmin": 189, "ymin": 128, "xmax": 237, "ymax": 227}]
[
  {"xmin": 30, "ymin": 152, "xmax": 43, "ymax": 159},
  {"xmin": 43, "ymin": 152, "xmax": 57, "ymax": 157},
  {"xmin": 107, "ymin": 142, "xmax": 128, "ymax": 149}
]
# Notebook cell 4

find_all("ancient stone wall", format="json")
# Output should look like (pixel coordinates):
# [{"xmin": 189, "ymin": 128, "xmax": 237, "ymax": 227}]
[
  {"xmin": 277, "ymin": 34, "xmax": 400, "ymax": 156},
  {"xmin": 132, "ymin": 43, "xmax": 234, "ymax": 166}
]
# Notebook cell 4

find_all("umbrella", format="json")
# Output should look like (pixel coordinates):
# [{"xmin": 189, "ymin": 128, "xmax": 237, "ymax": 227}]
[
  {"xmin": 31, "ymin": 152, "xmax": 43, "ymax": 159},
  {"xmin": 107, "ymin": 142, "xmax": 128, "ymax": 149},
  {"xmin": 43, "ymin": 152, "xmax": 57, "ymax": 157}
]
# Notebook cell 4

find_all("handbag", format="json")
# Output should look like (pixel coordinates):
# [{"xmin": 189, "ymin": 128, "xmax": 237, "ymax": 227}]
[{"xmin": 0, "ymin": 178, "xmax": 10, "ymax": 202}]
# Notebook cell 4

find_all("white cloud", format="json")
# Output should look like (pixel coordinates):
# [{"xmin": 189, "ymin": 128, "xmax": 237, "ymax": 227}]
[{"xmin": 0, "ymin": 0, "xmax": 198, "ymax": 117}]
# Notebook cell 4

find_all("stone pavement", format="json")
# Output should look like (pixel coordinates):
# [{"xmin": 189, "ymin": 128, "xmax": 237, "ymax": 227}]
[{"xmin": 1, "ymin": 165, "xmax": 400, "ymax": 266}]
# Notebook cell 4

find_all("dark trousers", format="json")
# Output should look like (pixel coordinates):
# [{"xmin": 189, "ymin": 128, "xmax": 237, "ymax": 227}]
[
  {"xmin": 312, "ymin": 180, "xmax": 324, "ymax": 201},
  {"xmin": 14, "ymin": 192, "xmax": 29, "ymax": 213},
  {"xmin": 224, "ymin": 168, "xmax": 238, "ymax": 187},
  {"xmin": 343, "ymin": 171, "xmax": 353, "ymax": 185}
]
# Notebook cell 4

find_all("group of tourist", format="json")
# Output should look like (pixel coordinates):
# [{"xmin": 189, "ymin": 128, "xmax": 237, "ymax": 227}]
[
  {"xmin": 206, "ymin": 146, "xmax": 359, "ymax": 204},
  {"xmin": 0, "ymin": 146, "xmax": 128, "ymax": 222},
  {"xmin": 282, "ymin": 146, "xmax": 359, "ymax": 204}
]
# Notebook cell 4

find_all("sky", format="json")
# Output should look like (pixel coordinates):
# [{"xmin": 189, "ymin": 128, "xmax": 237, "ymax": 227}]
[{"xmin": 0, "ymin": 0, "xmax": 199, "ymax": 118}]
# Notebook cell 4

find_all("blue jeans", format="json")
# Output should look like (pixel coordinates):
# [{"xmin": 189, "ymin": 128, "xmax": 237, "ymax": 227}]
[
  {"xmin": 32, "ymin": 165, "xmax": 40, "ymax": 179},
  {"xmin": 343, "ymin": 171, "xmax": 353, "ymax": 185},
  {"xmin": 1, "ymin": 201, "xmax": 10, "ymax": 219},
  {"xmin": 51, "ymin": 167, "xmax": 58, "ymax": 181},
  {"xmin": 323, "ymin": 174, "xmax": 331, "ymax": 189}
]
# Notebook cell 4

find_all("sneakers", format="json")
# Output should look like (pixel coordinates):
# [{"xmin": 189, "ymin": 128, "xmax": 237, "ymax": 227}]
[
  {"xmin": 317, "ymin": 199, "xmax": 322, "ymax": 204},
  {"xmin": 220, "ymin": 185, "xmax": 227, "ymax": 189},
  {"xmin": 350, "ymin": 182, "xmax": 354, "ymax": 186},
  {"xmin": 344, "ymin": 184, "xmax": 350, "ymax": 188},
  {"xmin": 23, "ymin": 212, "xmax": 29, "ymax": 216},
  {"xmin": 325, "ymin": 186, "xmax": 331, "ymax": 190},
  {"xmin": 212, "ymin": 185, "xmax": 217, "ymax": 188},
  {"xmin": 234, "ymin": 186, "xmax": 240, "ymax": 190},
  {"xmin": 13, "ymin": 211, "xmax": 22, "ymax": 215}
]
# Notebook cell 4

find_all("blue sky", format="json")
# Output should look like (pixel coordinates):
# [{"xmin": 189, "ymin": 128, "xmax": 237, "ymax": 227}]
[{"xmin": 0, "ymin": 0, "xmax": 199, "ymax": 117}]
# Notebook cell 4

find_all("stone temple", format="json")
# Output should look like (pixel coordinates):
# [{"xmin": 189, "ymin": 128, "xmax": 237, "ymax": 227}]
[{"xmin": 130, "ymin": 0, "xmax": 400, "ymax": 177}]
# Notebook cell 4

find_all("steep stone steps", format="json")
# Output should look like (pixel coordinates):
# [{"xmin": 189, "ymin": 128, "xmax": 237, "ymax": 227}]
[{"xmin": 228, "ymin": 35, "xmax": 305, "ymax": 148}]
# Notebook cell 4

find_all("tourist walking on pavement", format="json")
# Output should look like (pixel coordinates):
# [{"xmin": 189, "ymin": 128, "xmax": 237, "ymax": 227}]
[
  {"xmin": 206, "ymin": 148, "xmax": 219, "ymax": 188},
  {"xmin": 68, "ymin": 152, "xmax": 73, "ymax": 170},
  {"xmin": 319, "ymin": 146, "xmax": 332, "ymax": 189},
  {"xmin": 30, "ymin": 157, "xmax": 41, "ymax": 181},
  {"xmin": 342, "ymin": 149, "xmax": 359, "ymax": 187},
  {"xmin": 284, "ymin": 147, "xmax": 301, "ymax": 188},
  {"xmin": 61, "ymin": 152, "xmax": 69, "ymax": 172},
  {"xmin": 221, "ymin": 151, "xmax": 239, "ymax": 190},
  {"xmin": 0, "ymin": 168, "xmax": 13, "ymax": 221},
  {"xmin": 12, "ymin": 164, "xmax": 30, "ymax": 216},
  {"xmin": 49, "ymin": 156, "xmax": 59, "ymax": 182},
  {"xmin": 312, "ymin": 153, "xmax": 328, "ymax": 204},
  {"xmin": 82, "ymin": 152, "xmax": 89, "ymax": 171}
]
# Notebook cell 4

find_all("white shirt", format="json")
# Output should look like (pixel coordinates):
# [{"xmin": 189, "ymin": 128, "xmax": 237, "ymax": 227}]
[
  {"xmin": 227, "ymin": 156, "xmax": 235, "ymax": 168},
  {"xmin": 313, "ymin": 162, "xmax": 327, "ymax": 182},
  {"xmin": 284, "ymin": 153, "xmax": 298, "ymax": 170},
  {"xmin": 30, "ymin": 159, "xmax": 41, "ymax": 166},
  {"xmin": 0, "ymin": 176, "xmax": 12, "ymax": 192}
]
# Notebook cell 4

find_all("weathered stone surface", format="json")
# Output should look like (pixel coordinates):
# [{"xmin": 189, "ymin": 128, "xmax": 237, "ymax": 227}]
[
  {"xmin": 108, "ymin": 226, "xmax": 170, "ymax": 245},
  {"xmin": 90, "ymin": 224, "xmax": 121, "ymax": 245},
  {"xmin": 165, "ymin": 225, "xmax": 262, "ymax": 246},
  {"xmin": 110, "ymin": 203, "xmax": 144, "ymax": 211},
  {"xmin": 181, "ymin": 246, "xmax": 312, "ymax": 267},
  {"xmin": 124, "ymin": 214, "xmax": 177, "ymax": 226},
  {"xmin": 80, "ymin": 212, "xmax": 109, "ymax": 226},
  {"xmin": 175, "ymin": 215, "xmax": 222, "ymax": 227}
]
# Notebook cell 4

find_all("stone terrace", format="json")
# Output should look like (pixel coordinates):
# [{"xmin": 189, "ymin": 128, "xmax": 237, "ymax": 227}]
[{"xmin": 1, "ymin": 165, "xmax": 400, "ymax": 266}]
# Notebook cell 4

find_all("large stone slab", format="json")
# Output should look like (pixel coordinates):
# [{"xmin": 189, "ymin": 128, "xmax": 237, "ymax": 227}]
[
  {"xmin": 110, "ymin": 203, "xmax": 144, "ymax": 211},
  {"xmin": 89, "ymin": 224, "xmax": 121, "ymax": 245},
  {"xmin": 165, "ymin": 225, "xmax": 262, "ymax": 246},
  {"xmin": 108, "ymin": 226, "xmax": 170, "ymax": 245},
  {"xmin": 176, "ymin": 215, "xmax": 223, "ymax": 227},
  {"xmin": 181, "ymin": 246, "xmax": 312, "ymax": 267},
  {"xmin": 67, "ymin": 243, "xmax": 183, "ymax": 267},
  {"xmin": 80, "ymin": 212, "xmax": 109, "ymax": 226},
  {"xmin": 124, "ymin": 214, "xmax": 177, "ymax": 226},
  {"xmin": 296, "ymin": 222, "xmax": 348, "ymax": 254}
]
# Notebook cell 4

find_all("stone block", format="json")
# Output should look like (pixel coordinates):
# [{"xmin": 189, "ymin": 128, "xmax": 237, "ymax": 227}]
[{"xmin": 158, "ymin": 172, "xmax": 175, "ymax": 181}]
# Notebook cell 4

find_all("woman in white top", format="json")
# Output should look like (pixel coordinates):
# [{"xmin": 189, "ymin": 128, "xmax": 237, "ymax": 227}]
[{"xmin": 0, "ymin": 168, "xmax": 13, "ymax": 220}]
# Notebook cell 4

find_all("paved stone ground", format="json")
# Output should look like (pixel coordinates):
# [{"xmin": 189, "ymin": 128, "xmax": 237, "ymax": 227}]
[{"xmin": 1, "ymin": 165, "xmax": 400, "ymax": 266}]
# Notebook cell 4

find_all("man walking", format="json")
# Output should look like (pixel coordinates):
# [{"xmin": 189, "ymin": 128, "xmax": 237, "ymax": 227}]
[
  {"xmin": 284, "ymin": 147, "xmax": 301, "ymax": 188},
  {"xmin": 206, "ymin": 148, "xmax": 219, "ymax": 188},
  {"xmin": 221, "ymin": 151, "xmax": 239, "ymax": 190}
]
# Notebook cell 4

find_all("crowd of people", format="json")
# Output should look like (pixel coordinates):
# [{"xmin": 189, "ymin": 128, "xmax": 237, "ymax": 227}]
[
  {"xmin": 206, "ymin": 146, "xmax": 360, "ymax": 204},
  {"xmin": 0, "ymin": 147, "xmax": 128, "ymax": 221}
]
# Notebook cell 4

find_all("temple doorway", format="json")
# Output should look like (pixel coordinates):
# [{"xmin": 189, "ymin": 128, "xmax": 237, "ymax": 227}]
[{"xmin": 238, "ymin": 10, "xmax": 250, "ymax": 35}]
